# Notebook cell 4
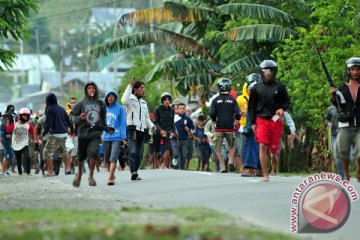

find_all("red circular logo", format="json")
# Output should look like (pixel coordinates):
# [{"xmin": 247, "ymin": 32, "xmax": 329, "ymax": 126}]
[{"xmin": 301, "ymin": 182, "xmax": 350, "ymax": 231}]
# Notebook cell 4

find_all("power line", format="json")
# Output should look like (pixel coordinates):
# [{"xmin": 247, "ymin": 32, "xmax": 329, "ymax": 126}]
[{"xmin": 31, "ymin": 0, "xmax": 119, "ymax": 22}]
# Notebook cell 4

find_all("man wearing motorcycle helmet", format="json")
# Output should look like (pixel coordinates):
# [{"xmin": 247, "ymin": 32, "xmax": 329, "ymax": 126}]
[
  {"xmin": 330, "ymin": 57, "xmax": 360, "ymax": 181},
  {"xmin": 248, "ymin": 60, "xmax": 291, "ymax": 182},
  {"xmin": 209, "ymin": 77, "xmax": 241, "ymax": 173}
]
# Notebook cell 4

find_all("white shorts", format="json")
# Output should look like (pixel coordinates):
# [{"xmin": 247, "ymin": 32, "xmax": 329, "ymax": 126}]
[{"xmin": 66, "ymin": 135, "xmax": 78, "ymax": 157}]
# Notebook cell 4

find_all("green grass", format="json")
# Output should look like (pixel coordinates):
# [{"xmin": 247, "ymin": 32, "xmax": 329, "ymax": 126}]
[{"xmin": 0, "ymin": 207, "xmax": 297, "ymax": 240}]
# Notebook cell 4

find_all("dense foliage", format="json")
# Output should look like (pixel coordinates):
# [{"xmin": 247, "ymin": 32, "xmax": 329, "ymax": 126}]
[{"xmin": 0, "ymin": 0, "xmax": 39, "ymax": 71}]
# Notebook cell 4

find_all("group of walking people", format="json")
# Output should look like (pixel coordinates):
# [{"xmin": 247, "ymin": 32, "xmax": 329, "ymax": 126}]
[{"xmin": 1, "ymin": 57, "xmax": 360, "ymax": 185}]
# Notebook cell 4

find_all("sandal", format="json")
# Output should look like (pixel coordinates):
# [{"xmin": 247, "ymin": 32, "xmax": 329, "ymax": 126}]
[
  {"xmin": 135, "ymin": 176, "xmax": 142, "ymax": 180},
  {"xmin": 88, "ymin": 176, "xmax": 97, "ymax": 186},
  {"xmin": 72, "ymin": 173, "xmax": 81, "ymax": 188},
  {"xmin": 46, "ymin": 172, "xmax": 55, "ymax": 177},
  {"xmin": 107, "ymin": 179, "xmax": 115, "ymax": 185}
]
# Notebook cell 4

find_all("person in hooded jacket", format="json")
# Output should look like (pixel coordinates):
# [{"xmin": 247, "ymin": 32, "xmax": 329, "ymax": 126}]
[
  {"xmin": 102, "ymin": 89, "xmax": 127, "ymax": 185},
  {"xmin": 70, "ymin": 81, "xmax": 111, "ymax": 187},
  {"xmin": 42, "ymin": 93, "xmax": 73, "ymax": 176}
]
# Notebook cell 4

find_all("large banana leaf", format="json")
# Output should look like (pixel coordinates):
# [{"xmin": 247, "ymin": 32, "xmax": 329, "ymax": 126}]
[
  {"xmin": 174, "ymin": 73, "xmax": 215, "ymax": 96},
  {"xmin": 89, "ymin": 30, "xmax": 211, "ymax": 60},
  {"xmin": 221, "ymin": 53, "xmax": 269, "ymax": 74},
  {"xmin": 118, "ymin": 1, "xmax": 213, "ymax": 26},
  {"xmin": 145, "ymin": 57, "xmax": 223, "ymax": 84},
  {"xmin": 144, "ymin": 54, "xmax": 177, "ymax": 84},
  {"xmin": 217, "ymin": 3, "xmax": 293, "ymax": 23},
  {"xmin": 227, "ymin": 24, "xmax": 297, "ymax": 42},
  {"xmin": 159, "ymin": 22, "xmax": 207, "ymax": 41}
]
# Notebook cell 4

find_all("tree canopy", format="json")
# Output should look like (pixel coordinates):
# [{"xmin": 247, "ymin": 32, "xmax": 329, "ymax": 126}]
[{"xmin": 0, "ymin": 0, "xmax": 39, "ymax": 71}]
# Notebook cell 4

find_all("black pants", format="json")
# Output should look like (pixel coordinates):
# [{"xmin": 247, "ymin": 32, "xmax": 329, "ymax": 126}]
[{"xmin": 14, "ymin": 146, "xmax": 30, "ymax": 174}]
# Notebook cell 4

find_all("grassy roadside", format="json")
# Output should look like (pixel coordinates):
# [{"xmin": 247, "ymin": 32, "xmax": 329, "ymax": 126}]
[{"xmin": 0, "ymin": 207, "xmax": 296, "ymax": 240}]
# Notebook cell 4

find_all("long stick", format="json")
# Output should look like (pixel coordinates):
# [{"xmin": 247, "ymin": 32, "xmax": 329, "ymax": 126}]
[{"xmin": 312, "ymin": 37, "xmax": 335, "ymax": 87}]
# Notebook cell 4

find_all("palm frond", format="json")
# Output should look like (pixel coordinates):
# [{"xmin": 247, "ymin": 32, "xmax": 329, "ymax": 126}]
[
  {"xmin": 174, "ymin": 73, "xmax": 215, "ymax": 95},
  {"xmin": 227, "ymin": 24, "xmax": 297, "ymax": 42},
  {"xmin": 118, "ymin": 1, "xmax": 213, "ymax": 26},
  {"xmin": 167, "ymin": 58, "xmax": 223, "ymax": 77},
  {"xmin": 144, "ymin": 55, "xmax": 178, "ymax": 84},
  {"xmin": 221, "ymin": 53, "xmax": 268, "ymax": 74},
  {"xmin": 217, "ymin": 3, "xmax": 293, "ymax": 23},
  {"xmin": 90, "ymin": 30, "xmax": 211, "ymax": 60},
  {"xmin": 145, "ymin": 57, "xmax": 223, "ymax": 84}
]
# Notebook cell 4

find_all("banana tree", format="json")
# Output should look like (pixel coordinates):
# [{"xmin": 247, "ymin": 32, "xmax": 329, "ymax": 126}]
[{"xmin": 90, "ymin": 0, "xmax": 310, "ymax": 97}]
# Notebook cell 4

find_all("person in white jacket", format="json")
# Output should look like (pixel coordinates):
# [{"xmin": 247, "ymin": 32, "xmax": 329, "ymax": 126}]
[{"xmin": 121, "ymin": 78, "xmax": 155, "ymax": 180}]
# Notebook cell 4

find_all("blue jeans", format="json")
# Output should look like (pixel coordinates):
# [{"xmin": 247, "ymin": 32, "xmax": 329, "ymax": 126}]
[
  {"xmin": 1, "ymin": 140, "xmax": 13, "ymax": 165},
  {"xmin": 127, "ymin": 130, "xmax": 146, "ymax": 174}
]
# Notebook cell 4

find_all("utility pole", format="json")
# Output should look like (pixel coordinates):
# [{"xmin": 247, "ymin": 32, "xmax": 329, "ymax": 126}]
[
  {"xmin": 149, "ymin": 0, "xmax": 155, "ymax": 64},
  {"xmin": 19, "ymin": 39, "xmax": 24, "ymax": 84},
  {"xmin": 112, "ymin": 0, "xmax": 118, "ymax": 81},
  {"xmin": 60, "ymin": 28, "xmax": 64, "ymax": 96},
  {"xmin": 87, "ymin": 26, "xmax": 91, "ymax": 82},
  {"xmin": 35, "ymin": 29, "xmax": 42, "ymax": 91}
]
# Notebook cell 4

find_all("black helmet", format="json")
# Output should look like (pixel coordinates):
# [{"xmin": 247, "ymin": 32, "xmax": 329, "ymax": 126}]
[
  {"xmin": 246, "ymin": 73, "xmax": 262, "ymax": 84},
  {"xmin": 217, "ymin": 78, "xmax": 232, "ymax": 92},
  {"xmin": 259, "ymin": 60, "xmax": 278, "ymax": 74},
  {"xmin": 160, "ymin": 92, "xmax": 172, "ymax": 103},
  {"xmin": 246, "ymin": 73, "xmax": 262, "ymax": 89}
]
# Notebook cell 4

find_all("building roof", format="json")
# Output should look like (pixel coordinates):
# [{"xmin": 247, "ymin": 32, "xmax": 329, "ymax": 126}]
[
  {"xmin": 41, "ymin": 71, "xmax": 122, "ymax": 92},
  {"xmin": 89, "ymin": 7, "xmax": 136, "ymax": 26},
  {"xmin": 0, "ymin": 54, "xmax": 56, "ymax": 71}
]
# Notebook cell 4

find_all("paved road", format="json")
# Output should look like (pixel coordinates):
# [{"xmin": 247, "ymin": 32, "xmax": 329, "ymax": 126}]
[{"xmin": 1, "ymin": 169, "xmax": 359, "ymax": 240}]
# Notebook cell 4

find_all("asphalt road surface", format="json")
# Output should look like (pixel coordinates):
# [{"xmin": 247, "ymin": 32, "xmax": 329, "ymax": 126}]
[{"xmin": 1, "ymin": 169, "xmax": 359, "ymax": 240}]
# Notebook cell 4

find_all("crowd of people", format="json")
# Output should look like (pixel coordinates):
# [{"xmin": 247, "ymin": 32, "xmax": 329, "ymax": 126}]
[{"xmin": 1, "ymin": 58, "xmax": 360, "ymax": 185}]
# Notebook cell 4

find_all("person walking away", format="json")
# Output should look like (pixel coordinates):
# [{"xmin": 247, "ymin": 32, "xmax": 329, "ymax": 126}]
[
  {"xmin": 102, "ymin": 89, "xmax": 127, "ymax": 185},
  {"xmin": 248, "ymin": 60, "xmax": 291, "ymax": 182},
  {"xmin": 42, "ymin": 93, "xmax": 73, "ymax": 176},
  {"xmin": 209, "ymin": 77, "xmax": 241, "ymax": 173},
  {"xmin": 121, "ymin": 78, "xmax": 155, "ymax": 180}
]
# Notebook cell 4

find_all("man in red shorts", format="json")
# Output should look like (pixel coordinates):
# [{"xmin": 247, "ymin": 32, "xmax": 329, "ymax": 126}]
[{"xmin": 248, "ymin": 60, "xmax": 291, "ymax": 182}]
